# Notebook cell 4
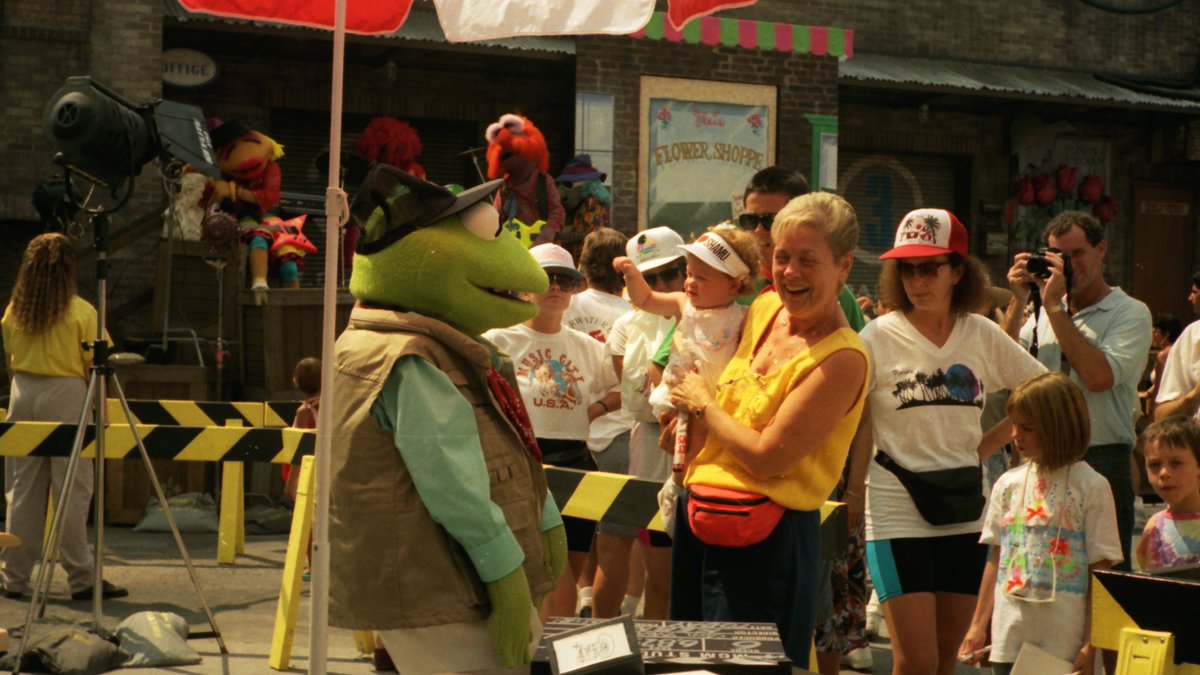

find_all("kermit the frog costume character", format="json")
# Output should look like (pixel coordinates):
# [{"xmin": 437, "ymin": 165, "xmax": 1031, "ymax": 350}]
[{"xmin": 328, "ymin": 164, "xmax": 568, "ymax": 672}]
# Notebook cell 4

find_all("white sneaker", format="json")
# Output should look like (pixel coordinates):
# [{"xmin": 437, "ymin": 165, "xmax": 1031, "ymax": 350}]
[{"xmin": 843, "ymin": 647, "xmax": 874, "ymax": 670}]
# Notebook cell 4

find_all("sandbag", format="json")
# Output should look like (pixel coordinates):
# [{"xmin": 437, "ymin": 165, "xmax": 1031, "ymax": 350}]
[
  {"xmin": 132, "ymin": 493, "xmax": 218, "ymax": 533},
  {"xmin": 0, "ymin": 626, "xmax": 126, "ymax": 675},
  {"xmin": 114, "ymin": 612, "xmax": 200, "ymax": 668}
]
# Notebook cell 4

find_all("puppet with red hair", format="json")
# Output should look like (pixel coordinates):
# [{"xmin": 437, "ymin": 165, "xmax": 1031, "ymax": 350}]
[
  {"xmin": 339, "ymin": 117, "xmax": 426, "ymax": 270},
  {"xmin": 486, "ymin": 114, "xmax": 564, "ymax": 246}
]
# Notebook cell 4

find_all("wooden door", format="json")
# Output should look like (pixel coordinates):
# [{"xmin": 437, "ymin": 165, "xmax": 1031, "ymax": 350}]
[{"xmin": 1132, "ymin": 184, "xmax": 1195, "ymax": 320}]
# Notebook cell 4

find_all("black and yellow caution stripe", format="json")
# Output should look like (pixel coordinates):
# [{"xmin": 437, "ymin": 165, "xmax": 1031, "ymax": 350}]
[
  {"xmin": 0, "ymin": 421, "xmax": 314, "ymax": 464},
  {"xmin": 545, "ymin": 465, "xmax": 846, "ymax": 546}
]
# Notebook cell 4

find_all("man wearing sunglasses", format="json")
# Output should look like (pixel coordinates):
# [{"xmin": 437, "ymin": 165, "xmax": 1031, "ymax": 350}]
[{"xmin": 735, "ymin": 167, "xmax": 866, "ymax": 332}]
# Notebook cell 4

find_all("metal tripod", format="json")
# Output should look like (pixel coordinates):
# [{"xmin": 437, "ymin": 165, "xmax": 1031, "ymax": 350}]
[{"xmin": 12, "ymin": 205, "xmax": 226, "ymax": 674}]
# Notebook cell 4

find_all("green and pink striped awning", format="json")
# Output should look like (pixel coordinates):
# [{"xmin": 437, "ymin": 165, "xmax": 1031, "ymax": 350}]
[{"xmin": 629, "ymin": 11, "xmax": 853, "ymax": 58}]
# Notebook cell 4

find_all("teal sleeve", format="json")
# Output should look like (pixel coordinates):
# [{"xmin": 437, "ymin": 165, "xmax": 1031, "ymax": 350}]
[
  {"xmin": 651, "ymin": 323, "xmax": 677, "ymax": 368},
  {"xmin": 370, "ymin": 356, "xmax": 525, "ymax": 583},
  {"xmin": 839, "ymin": 286, "xmax": 867, "ymax": 332},
  {"xmin": 540, "ymin": 488, "xmax": 564, "ymax": 531}
]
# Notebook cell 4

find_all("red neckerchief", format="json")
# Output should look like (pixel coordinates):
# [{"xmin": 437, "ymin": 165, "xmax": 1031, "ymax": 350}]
[{"xmin": 486, "ymin": 369, "xmax": 542, "ymax": 462}]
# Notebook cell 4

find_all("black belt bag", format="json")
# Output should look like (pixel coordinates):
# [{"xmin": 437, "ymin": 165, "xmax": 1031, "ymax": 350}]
[{"xmin": 875, "ymin": 450, "xmax": 985, "ymax": 526}]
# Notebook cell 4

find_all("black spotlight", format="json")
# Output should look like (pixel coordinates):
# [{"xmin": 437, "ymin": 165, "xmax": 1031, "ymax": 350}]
[{"xmin": 42, "ymin": 76, "xmax": 220, "ymax": 188}]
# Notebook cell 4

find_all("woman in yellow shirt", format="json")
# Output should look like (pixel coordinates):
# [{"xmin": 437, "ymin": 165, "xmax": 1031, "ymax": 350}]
[
  {"xmin": 1, "ymin": 232, "xmax": 126, "ymax": 600},
  {"xmin": 667, "ymin": 192, "xmax": 868, "ymax": 669}
]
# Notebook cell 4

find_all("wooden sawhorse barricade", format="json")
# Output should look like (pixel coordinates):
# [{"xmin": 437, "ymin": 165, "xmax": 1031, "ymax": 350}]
[
  {"xmin": 0, "ymin": 399, "xmax": 312, "ymax": 566},
  {"xmin": 1092, "ymin": 569, "xmax": 1200, "ymax": 675}
]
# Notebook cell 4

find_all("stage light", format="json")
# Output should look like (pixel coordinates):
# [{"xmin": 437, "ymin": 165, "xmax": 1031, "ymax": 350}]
[{"xmin": 42, "ymin": 76, "xmax": 220, "ymax": 188}]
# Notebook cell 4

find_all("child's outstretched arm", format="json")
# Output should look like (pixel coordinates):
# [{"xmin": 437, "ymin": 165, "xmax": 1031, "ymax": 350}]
[
  {"xmin": 613, "ymin": 256, "xmax": 686, "ymax": 320},
  {"xmin": 958, "ymin": 546, "xmax": 999, "ymax": 665}
]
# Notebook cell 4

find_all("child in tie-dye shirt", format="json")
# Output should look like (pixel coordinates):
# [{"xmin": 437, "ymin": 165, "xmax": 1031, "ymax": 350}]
[
  {"xmin": 959, "ymin": 373, "xmax": 1123, "ymax": 675},
  {"xmin": 1136, "ymin": 417, "xmax": 1200, "ymax": 572}
]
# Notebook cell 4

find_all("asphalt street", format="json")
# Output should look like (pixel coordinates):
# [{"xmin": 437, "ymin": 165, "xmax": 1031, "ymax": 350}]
[{"xmin": 0, "ymin": 526, "xmax": 985, "ymax": 674}]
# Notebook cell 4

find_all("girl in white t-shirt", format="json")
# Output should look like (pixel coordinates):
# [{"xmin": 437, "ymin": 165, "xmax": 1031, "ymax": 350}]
[
  {"xmin": 613, "ymin": 225, "xmax": 759, "ymax": 470},
  {"xmin": 959, "ymin": 372, "xmax": 1122, "ymax": 675}
]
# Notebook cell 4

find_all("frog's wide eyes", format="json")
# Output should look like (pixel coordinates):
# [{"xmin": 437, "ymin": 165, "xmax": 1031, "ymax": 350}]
[{"xmin": 461, "ymin": 202, "xmax": 501, "ymax": 240}]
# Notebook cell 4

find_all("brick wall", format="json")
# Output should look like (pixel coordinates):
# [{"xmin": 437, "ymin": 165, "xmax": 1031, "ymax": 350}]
[{"xmin": 576, "ymin": 34, "xmax": 838, "ymax": 234}]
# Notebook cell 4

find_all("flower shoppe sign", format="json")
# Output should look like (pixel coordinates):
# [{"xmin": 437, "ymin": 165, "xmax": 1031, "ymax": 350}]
[
  {"xmin": 639, "ymin": 76, "xmax": 775, "ymax": 237},
  {"xmin": 1006, "ymin": 138, "xmax": 1114, "ymax": 247}
]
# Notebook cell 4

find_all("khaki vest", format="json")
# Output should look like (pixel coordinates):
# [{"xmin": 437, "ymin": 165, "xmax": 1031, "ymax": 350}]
[{"xmin": 328, "ymin": 307, "xmax": 555, "ymax": 630}]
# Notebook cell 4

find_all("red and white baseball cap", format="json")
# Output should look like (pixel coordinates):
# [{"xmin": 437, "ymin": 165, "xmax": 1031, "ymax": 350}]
[{"xmin": 879, "ymin": 209, "xmax": 969, "ymax": 260}]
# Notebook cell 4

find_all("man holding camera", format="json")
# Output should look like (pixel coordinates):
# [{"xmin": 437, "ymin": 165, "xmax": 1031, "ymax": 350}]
[{"xmin": 1001, "ymin": 211, "xmax": 1151, "ymax": 570}]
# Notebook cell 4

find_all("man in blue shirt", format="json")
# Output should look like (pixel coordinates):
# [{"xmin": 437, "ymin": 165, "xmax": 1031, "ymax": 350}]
[{"xmin": 1002, "ymin": 211, "xmax": 1151, "ymax": 570}]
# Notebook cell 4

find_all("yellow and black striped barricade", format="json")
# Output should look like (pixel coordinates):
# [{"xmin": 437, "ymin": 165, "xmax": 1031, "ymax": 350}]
[
  {"xmin": 1091, "ymin": 569, "xmax": 1200, "ymax": 675},
  {"xmin": 544, "ymin": 465, "xmax": 848, "ymax": 551},
  {"xmin": 109, "ymin": 399, "xmax": 302, "ymax": 564},
  {"xmin": 0, "ymin": 418, "xmax": 314, "ymax": 565}
]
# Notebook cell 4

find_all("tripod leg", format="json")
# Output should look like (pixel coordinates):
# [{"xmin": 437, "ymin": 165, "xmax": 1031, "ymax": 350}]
[
  {"xmin": 109, "ymin": 376, "xmax": 227, "ymax": 654},
  {"xmin": 15, "ymin": 371, "xmax": 99, "ymax": 672}
]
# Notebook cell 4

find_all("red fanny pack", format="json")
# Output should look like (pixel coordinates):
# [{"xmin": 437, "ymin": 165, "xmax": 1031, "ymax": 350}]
[{"xmin": 686, "ymin": 484, "xmax": 785, "ymax": 548}]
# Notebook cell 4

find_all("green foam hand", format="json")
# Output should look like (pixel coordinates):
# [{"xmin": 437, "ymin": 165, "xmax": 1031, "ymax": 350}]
[
  {"xmin": 542, "ymin": 525, "xmax": 568, "ymax": 582},
  {"xmin": 485, "ymin": 566, "xmax": 534, "ymax": 667}
]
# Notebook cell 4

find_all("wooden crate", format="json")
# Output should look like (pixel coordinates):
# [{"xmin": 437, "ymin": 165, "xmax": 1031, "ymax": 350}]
[
  {"xmin": 105, "ymin": 364, "xmax": 215, "ymax": 525},
  {"xmin": 238, "ymin": 288, "xmax": 354, "ymax": 400}
]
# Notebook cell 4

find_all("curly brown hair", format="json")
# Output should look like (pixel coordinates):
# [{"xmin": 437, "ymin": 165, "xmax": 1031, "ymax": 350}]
[
  {"xmin": 878, "ymin": 253, "xmax": 990, "ymax": 316},
  {"xmin": 8, "ymin": 233, "xmax": 77, "ymax": 335}
]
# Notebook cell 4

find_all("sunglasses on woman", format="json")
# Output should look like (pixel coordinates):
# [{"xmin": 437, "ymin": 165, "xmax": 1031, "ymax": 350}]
[
  {"xmin": 896, "ymin": 261, "xmax": 951, "ymax": 279},
  {"xmin": 644, "ymin": 265, "xmax": 683, "ymax": 287},
  {"xmin": 737, "ymin": 213, "xmax": 776, "ymax": 231},
  {"xmin": 546, "ymin": 272, "xmax": 581, "ymax": 291}
]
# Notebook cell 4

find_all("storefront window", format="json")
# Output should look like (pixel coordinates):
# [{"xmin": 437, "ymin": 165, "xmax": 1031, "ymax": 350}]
[{"xmin": 575, "ymin": 92, "xmax": 614, "ymax": 182}]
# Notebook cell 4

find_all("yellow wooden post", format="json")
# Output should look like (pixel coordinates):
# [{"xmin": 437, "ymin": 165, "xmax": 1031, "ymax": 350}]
[
  {"xmin": 269, "ymin": 455, "xmax": 314, "ymax": 671},
  {"xmin": 217, "ymin": 418, "xmax": 245, "ymax": 564}
]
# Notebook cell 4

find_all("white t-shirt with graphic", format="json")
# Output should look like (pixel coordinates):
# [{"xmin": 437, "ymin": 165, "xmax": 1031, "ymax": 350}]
[
  {"xmin": 563, "ymin": 289, "xmax": 631, "ymax": 343},
  {"xmin": 483, "ymin": 324, "xmax": 619, "ymax": 442},
  {"xmin": 982, "ymin": 461, "xmax": 1122, "ymax": 665},
  {"xmin": 862, "ymin": 312, "xmax": 1045, "ymax": 541}
]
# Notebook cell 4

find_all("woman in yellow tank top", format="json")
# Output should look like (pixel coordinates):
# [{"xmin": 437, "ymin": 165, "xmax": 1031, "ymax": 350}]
[{"xmin": 666, "ymin": 192, "xmax": 868, "ymax": 669}]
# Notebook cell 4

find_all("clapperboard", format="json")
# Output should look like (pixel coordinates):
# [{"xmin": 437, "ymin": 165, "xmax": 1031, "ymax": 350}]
[{"xmin": 533, "ymin": 618, "xmax": 793, "ymax": 674}]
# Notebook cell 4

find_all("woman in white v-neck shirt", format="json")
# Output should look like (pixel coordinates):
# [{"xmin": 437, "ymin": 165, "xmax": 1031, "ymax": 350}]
[{"xmin": 851, "ymin": 210, "xmax": 1044, "ymax": 675}]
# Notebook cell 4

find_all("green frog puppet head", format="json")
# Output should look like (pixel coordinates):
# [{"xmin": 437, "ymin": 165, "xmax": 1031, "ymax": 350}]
[{"xmin": 349, "ymin": 165, "xmax": 549, "ymax": 335}]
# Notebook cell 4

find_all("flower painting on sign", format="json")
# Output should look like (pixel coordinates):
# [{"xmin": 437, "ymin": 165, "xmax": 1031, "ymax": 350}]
[
  {"xmin": 646, "ymin": 93, "xmax": 772, "ymax": 238},
  {"xmin": 1006, "ymin": 137, "xmax": 1115, "ymax": 248}
]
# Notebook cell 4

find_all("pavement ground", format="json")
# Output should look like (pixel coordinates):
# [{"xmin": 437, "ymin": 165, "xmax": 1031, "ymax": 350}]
[{"xmin": 0, "ymin": 526, "xmax": 991, "ymax": 674}]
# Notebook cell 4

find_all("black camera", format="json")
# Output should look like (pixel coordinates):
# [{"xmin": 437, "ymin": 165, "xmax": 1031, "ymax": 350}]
[{"xmin": 1026, "ymin": 247, "xmax": 1072, "ymax": 282}]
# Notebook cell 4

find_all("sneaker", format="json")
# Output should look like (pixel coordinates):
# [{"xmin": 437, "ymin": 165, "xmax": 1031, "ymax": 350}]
[
  {"xmin": 578, "ymin": 605, "xmax": 593, "ymax": 618},
  {"xmin": 70, "ymin": 580, "xmax": 128, "ymax": 601},
  {"xmin": 843, "ymin": 646, "xmax": 874, "ymax": 670}
]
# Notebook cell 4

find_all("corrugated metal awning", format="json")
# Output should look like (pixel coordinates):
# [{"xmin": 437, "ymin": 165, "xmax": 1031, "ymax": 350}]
[
  {"xmin": 841, "ymin": 52, "xmax": 1200, "ymax": 112},
  {"xmin": 163, "ymin": 0, "xmax": 575, "ymax": 54}
]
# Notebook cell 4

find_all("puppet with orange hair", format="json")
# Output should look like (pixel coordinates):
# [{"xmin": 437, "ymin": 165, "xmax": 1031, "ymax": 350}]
[
  {"xmin": 203, "ymin": 118, "xmax": 315, "ymax": 290},
  {"xmin": 486, "ymin": 114, "xmax": 564, "ymax": 246},
  {"xmin": 340, "ymin": 117, "xmax": 425, "ymax": 269}
]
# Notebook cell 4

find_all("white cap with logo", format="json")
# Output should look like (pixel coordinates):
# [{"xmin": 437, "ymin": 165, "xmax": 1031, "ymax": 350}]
[
  {"xmin": 679, "ymin": 232, "xmax": 750, "ymax": 279},
  {"xmin": 626, "ymin": 227, "xmax": 685, "ymax": 272}
]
